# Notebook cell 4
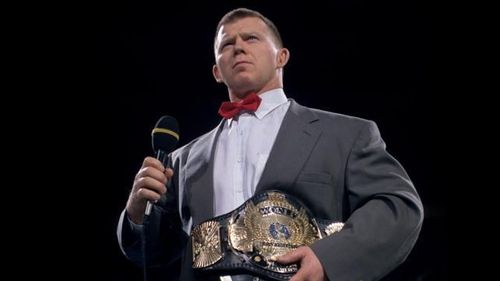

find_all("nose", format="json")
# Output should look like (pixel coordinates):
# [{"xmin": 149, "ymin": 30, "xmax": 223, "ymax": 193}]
[{"xmin": 233, "ymin": 37, "xmax": 246, "ymax": 55}]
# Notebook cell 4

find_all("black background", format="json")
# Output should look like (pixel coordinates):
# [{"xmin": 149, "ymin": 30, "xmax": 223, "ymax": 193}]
[{"xmin": 59, "ymin": 1, "xmax": 442, "ymax": 280}]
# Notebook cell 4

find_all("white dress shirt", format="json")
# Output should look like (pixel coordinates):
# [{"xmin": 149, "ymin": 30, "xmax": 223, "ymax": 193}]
[{"xmin": 213, "ymin": 88, "xmax": 290, "ymax": 216}]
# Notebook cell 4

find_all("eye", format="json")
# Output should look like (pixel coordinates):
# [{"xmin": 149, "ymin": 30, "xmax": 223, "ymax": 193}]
[{"xmin": 220, "ymin": 41, "xmax": 234, "ymax": 50}]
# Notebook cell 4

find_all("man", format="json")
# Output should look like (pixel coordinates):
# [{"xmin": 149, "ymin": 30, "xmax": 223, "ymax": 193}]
[{"xmin": 117, "ymin": 7, "xmax": 423, "ymax": 281}]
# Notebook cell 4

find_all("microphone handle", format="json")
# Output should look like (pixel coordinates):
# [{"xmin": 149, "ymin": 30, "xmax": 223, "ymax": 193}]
[
  {"xmin": 145, "ymin": 201, "xmax": 154, "ymax": 216},
  {"xmin": 145, "ymin": 149, "xmax": 168, "ymax": 216}
]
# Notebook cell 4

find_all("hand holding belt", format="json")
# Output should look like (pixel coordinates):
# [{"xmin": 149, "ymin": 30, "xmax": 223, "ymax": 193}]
[{"xmin": 191, "ymin": 191, "xmax": 344, "ymax": 281}]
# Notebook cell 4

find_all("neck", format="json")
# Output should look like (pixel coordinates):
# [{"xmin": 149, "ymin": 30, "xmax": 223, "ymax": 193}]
[{"xmin": 228, "ymin": 78, "xmax": 283, "ymax": 102}]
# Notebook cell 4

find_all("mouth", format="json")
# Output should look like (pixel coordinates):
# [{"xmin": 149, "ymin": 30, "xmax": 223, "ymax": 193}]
[{"xmin": 233, "ymin": 61, "xmax": 251, "ymax": 68}]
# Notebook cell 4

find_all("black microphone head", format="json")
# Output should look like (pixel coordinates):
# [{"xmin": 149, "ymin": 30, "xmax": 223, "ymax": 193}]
[{"xmin": 152, "ymin": 115, "xmax": 179, "ymax": 153}]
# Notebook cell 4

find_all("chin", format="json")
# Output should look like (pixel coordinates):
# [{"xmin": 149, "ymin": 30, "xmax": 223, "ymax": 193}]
[{"xmin": 230, "ymin": 77, "xmax": 256, "ymax": 91}]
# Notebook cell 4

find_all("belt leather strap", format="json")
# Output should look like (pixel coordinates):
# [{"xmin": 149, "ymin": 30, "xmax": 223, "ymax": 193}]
[{"xmin": 191, "ymin": 191, "xmax": 343, "ymax": 280}]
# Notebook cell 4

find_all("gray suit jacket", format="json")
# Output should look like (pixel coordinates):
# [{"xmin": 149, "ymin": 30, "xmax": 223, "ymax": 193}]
[{"xmin": 118, "ymin": 100, "xmax": 423, "ymax": 281}]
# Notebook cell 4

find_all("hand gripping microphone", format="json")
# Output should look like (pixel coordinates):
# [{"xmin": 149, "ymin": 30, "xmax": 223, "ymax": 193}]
[{"xmin": 144, "ymin": 115, "xmax": 179, "ymax": 216}]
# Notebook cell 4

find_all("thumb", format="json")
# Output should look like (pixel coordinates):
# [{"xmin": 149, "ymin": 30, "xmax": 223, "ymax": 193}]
[{"xmin": 271, "ymin": 247, "xmax": 305, "ymax": 264}]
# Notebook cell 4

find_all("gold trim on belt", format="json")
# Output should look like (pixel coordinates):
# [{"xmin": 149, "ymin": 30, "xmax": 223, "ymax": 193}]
[{"xmin": 192, "ymin": 191, "xmax": 344, "ymax": 274}]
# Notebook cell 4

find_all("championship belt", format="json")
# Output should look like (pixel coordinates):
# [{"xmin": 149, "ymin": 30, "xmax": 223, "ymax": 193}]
[{"xmin": 191, "ymin": 190, "xmax": 344, "ymax": 280}]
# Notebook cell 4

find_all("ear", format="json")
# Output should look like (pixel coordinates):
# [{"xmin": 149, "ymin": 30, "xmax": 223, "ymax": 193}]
[
  {"xmin": 276, "ymin": 48, "xmax": 290, "ymax": 68},
  {"xmin": 212, "ymin": 64, "xmax": 223, "ymax": 83}
]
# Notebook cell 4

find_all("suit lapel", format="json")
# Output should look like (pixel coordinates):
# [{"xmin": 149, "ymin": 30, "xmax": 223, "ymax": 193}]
[
  {"xmin": 185, "ymin": 120, "xmax": 223, "ymax": 226},
  {"xmin": 185, "ymin": 101, "xmax": 320, "ymax": 225},
  {"xmin": 256, "ymin": 100, "xmax": 321, "ymax": 192}
]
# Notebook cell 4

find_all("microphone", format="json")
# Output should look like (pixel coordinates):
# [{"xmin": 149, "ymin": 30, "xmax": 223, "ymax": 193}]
[{"xmin": 145, "ymin": 115, "xmax": 180, "ymax": 216}]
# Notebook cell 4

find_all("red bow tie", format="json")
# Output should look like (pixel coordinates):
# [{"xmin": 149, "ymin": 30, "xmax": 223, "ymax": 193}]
[{"xmin": 218, "ymin": 93, "xmax": 262, "ymax": 119}]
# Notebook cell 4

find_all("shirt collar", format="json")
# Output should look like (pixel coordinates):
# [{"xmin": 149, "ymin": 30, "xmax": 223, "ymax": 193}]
[{"xmin": 253, "ymin": 88, "xmax": 288, "ymax": 119}]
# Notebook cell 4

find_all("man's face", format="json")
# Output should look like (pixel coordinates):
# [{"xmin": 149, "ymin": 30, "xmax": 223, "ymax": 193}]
[{"xmin": 213, "ymin": 17, "xmax": 283, "ymax": 97}]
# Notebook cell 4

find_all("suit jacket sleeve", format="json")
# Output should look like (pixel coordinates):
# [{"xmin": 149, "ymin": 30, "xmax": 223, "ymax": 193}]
[
  {"xmin": 116, "ymin": 157, "xmax": 188, "ymax": 270},
  {"xmin": 310, "ymin": 121, "xmax": 424, "ymax": 281}
]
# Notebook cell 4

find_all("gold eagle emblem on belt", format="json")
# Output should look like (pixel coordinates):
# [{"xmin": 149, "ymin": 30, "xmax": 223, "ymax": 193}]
[{"xmin": 192, "ymin": 191, "xmax": 344, "ymax": 277}]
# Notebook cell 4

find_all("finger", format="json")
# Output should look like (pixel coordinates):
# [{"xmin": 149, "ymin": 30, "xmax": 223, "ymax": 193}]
[
  {"xmin": 289, "ymin": 269, "xmax": 307, "ymax": 281},
  {"xmin": 136, "ymin": 166, "xmax": 168, "ymax": 184},
  {"xmin": 164, "ymin": 168, "xmax": 174, "ymax": 179},
  {"xmin": 272, "ymin": 247, "xmax": 305, "ymax": 264},
  {"xmin": 136, "ymin": 185, "xmax": 163, "ymax": 201},
  {"xmin": 134, "ymin": 177, "xmax": 167, "ymax": 198},
  {"xmin": 140, "ymin": 157, "xmax": 165, "ymax": 172}
]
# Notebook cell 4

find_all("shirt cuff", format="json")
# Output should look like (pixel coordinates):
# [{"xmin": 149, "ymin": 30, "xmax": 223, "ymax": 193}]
[{"xmin": 127, "ymin": 215, "xmax": 144, "ymax": 234}]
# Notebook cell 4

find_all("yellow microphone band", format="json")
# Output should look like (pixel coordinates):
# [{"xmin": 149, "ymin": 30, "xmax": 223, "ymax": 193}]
[{"xmin": 152, "ymin": 128, "xmax": 179, "ymax": 140}]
